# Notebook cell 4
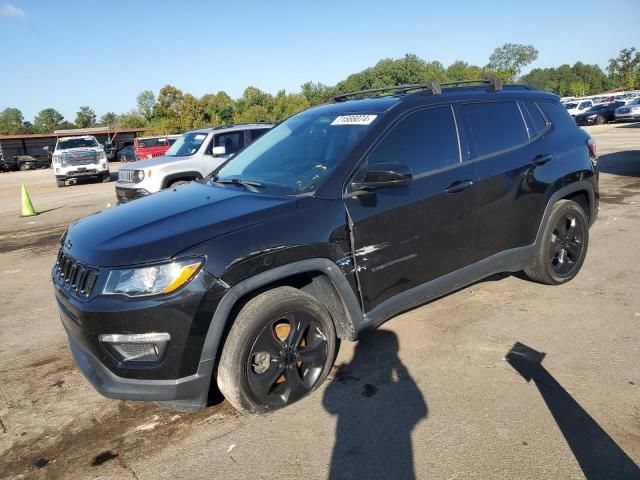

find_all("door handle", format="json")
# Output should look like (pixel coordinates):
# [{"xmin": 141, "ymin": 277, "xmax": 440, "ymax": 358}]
[
  {"xmin": 531, "ymin": 154, "xmax": 552, "ymax": 166},
  {"xmin": 445, "ymin": 180, "xmax": 474, "ymax": 193}
]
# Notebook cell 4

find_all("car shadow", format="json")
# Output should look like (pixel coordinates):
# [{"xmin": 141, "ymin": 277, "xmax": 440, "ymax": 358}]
[
  {"xmin": 323, "ymin": 330, "xmax": 427, "ymax": 480},
  {"xmin": 597, "ymin": 150, "xmax": 640, "ymax": 177},
  {"xmin": 506, "ymin": 342, "xmax": 639, "ymax": 480}
]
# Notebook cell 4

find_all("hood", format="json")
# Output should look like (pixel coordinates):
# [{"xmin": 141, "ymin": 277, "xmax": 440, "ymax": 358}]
[
  {"xmin": 63, "ymin": 182, "xmax": 297, "ymax": 267},
  {"xmin": 120, "ymin": 154, "xmax": 190, "ymax": 170}
]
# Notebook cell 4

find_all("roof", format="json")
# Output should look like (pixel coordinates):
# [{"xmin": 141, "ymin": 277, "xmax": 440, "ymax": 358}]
[
  {"xmin": 0, "ymin": 127, "xmax": 151, "ymax": 141},
  {"xmin": 188, "ymin": 123, "xmax": 275, "ymax": 134}
]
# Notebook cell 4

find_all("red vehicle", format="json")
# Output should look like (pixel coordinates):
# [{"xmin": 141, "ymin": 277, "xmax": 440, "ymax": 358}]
[{"xmin": 133, "ymin": 135, "xmax": 179, "ymax": 160}]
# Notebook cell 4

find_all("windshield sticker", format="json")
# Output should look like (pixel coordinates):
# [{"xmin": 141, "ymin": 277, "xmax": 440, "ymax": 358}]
[
  {"xmin": 194, "ymin": 134, "xmax": 206, "ymax": 140},
  {"xmin": 331, "ymin": 115, "xmax": 377, "ymax": 126}
]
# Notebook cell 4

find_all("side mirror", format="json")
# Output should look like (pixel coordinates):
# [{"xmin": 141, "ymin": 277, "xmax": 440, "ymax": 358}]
[
  {"xmin": 211, "ymin": 145, "xmax": 226, "ymax": 157},
  {"xmin": 353, "ymin": 162, "xmax": 412, "ymax": 191}
]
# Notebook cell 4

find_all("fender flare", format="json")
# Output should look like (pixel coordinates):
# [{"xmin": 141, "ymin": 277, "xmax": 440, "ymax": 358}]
[{"xmin": 161, "ymin": 171, "xmax": 203, "ymax": 189}]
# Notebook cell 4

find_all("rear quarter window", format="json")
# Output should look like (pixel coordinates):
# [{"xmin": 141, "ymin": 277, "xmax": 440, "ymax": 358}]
[
  {"xmin": 521, "ymin": 101, "xmax": 548, "ymax": 136},
  {"xmin": 459, "ymin": 101, "xmax": 528, "ymax": 158},
  {"xmin": 538, "ymin": 102, "xmax": 578, "ymax": 130}
]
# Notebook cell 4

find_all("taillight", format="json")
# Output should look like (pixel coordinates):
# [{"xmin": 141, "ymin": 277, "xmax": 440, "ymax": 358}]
[{"xmin": 587, "ymin": 138, "xmax": 597, "ymax": 159}]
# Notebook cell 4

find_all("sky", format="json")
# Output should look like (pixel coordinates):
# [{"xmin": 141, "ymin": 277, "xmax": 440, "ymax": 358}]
[{"xmin": 0, "ymin": 0, "xmax": 638, "ymax": 123}]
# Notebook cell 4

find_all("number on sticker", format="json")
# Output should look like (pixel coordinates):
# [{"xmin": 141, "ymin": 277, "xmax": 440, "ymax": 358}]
[{"xmin": 331, "ymin": 115, "xmax": 377, "ymax": 126}]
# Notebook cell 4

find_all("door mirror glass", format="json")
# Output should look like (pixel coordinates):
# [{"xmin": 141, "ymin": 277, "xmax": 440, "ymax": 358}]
[
  {"xmin": 353, "ymin": 162, "xmax": 412, "ymax": 191},
  {"xmin": 211, "ymin": 145, "xmax": 226, "ymax": 157}
]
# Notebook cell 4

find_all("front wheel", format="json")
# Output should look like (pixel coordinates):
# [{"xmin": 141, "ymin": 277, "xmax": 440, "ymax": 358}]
[
  {"xmin": 524, "ymin": 199, "xmax": 589, "ymax": 285},
  {"xmin": 595, "ymin": 115, "xmax": 605, "ymax": 125},
  {"xmin": 217, "ymin": 286, "xmax": 338, "ymax": 415},
  {"xmin": 101, "ymin": 172, "xmax": 111, "ymax": 183},
  {"xmin": 56, "ymin": 179, "xmax": 66, "ymax": 187}
]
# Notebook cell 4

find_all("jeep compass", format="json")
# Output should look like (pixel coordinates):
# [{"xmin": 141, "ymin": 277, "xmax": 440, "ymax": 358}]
[{"xmin": 53, "ymin": 78, "xmax": 599, "ymax": 414}]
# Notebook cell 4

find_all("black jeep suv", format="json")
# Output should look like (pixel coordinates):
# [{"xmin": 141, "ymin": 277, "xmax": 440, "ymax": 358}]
[{"xmin": 53, "ymin": 79, "xmax": 598, "ymax": 414}]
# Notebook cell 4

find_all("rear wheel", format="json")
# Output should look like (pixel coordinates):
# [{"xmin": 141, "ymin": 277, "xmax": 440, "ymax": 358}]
[
  {"xmin": 217, "ymin": 286, "xmax": 338, "ymax": 414},
  {"xmin": 524, "ymin": 199, "xmax": 589, "ymax": 285}
]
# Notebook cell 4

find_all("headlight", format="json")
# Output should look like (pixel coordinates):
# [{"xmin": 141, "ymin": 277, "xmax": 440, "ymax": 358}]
[
  {"xmin": 103, "ymin": 258, "xmax": 203, "ymax": 297},
  {"xmin": 588, "ymin": 114, "xmax": 597, "ymax": 118},
  {"xmin": 97, "ymin": 151, "xmax": 107, "ymax": 161},
  {"xmin": 133, "ymin": 170, "xmax": 145, "ymax": 183}
]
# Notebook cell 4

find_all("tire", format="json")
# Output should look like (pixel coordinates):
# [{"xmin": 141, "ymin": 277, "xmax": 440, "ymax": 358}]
[
  {"xmin": 101, "ymin": 172, "xmax": 111, "ymax": 183},
  {"xmin": 19, "ymin": 164, "xmax": 28, "ymax": 171},
  {"xmin": 596, "ymin": 115, "xmax": 605, "ymax": 125},
  {"xmin": 56, "ymin": 179, "xmax": 66, "ymax": 188},
  {"xmin": 121, "ymin": 155, "xmax": 127, "ymax": 162},
  {"xmin": 217, "ymin": 286, "xmax": 338, "ymax": 415},
  {"xmin": 524, "ymin": 199, "xmax": 589, "ymax": 285}
]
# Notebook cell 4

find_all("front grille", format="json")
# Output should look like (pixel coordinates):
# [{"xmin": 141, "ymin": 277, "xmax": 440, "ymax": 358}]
[
  {"xmin": 118, "ymin": 170, "xmax": 134, "ymax": 183},
  {"xmin": 61, "ymin": 150, "xmax": 97, "ymax": 166},
  {"xmin": 54, "ymin": 250, "xmax": 98, "ymax": 298}
]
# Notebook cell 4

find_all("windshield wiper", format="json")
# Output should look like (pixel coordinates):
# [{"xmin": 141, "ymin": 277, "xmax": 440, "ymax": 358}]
[{"xmin": 214, "ymin": 177, "xmax": 265, "ymax": 193}]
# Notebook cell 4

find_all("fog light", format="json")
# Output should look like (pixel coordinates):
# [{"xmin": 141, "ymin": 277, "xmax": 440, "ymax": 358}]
[{"xmin": 99, "ymin": 332, "xmax": 170, "ymax": 363}]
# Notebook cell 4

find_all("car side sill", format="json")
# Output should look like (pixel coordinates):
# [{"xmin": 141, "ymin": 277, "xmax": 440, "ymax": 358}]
[{"xmin": 358, "ymin": 244, "xmax": 535, "ymax": 335}]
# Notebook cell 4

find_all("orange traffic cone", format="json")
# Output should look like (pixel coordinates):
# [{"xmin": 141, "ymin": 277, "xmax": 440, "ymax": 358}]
[{"xmin": 20, "ymin": 184, "xmax": 36, "ymax": 217}]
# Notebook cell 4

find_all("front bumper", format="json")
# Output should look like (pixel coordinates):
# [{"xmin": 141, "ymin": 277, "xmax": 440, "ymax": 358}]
[
  {"xmin": 56, "ymin": 164, "xmax": 108, "ymax": 178},
  {"xmin": 115, "ymin": 186, "xmax": 150, "ymax": 203},
  {"xmin": 614, "ymin": 113, "xmax": 640, "ymax": 122},
  {"xmin": 54, "ymin": 260, "xmax": 228, "ymax": 409}
]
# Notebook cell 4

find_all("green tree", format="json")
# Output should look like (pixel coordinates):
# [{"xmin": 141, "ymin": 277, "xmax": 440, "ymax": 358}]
[
  {"xmin": 179, "ymin": 94, "xmax": 207, "ymax": 131},
  {"xmin": 200, "ymin": 91, "xmax": 234, "ymax": 125},
  {"xmin": 271, "ymin": 91, "xmax": 309, "ymax": 122},
  {"xmin": 155, "ymin": 85, "xmax": 184, "ymax": 118},
  {"xmin": 487, "ymin": 43, "xmax": 539, "ymax": 82},
  {"xmin": 118, "ymin": 111, "xmax": 147, "ymax": 129},
  {"xmin": 99, "ymin": 112, "xmax": 118, "ymax": 129},
  {"xmin": 57, "ymin": 120, "xmax": 76, "ymax": 130},
  {"xmin": 520, "ymin": 62, "xmax": 607, "ymax": 96},
  {"xmin": 33, "ymin": 108, "xmax": 64, "ymax": 133},
  {"xmin": 234, "ymin": 86, "xmax": 275, "ymax": 122},
  {"xmin": 607, "ymin": 47, "xmax": 640, "ymax": 89},
  {"xmin": 301, "ymin": 81, "xmax": 334, "ymax": 105},
  {"xmin": 75, "ymin": 106, "xmax": 96, "ymax": 128},
  {"xmin": 136, "ymin": 90, "xmax": 156, "ymax": 120},
  {"xmin": 0, "ymin": 108, "xmax": 25, "ymax": 135}
]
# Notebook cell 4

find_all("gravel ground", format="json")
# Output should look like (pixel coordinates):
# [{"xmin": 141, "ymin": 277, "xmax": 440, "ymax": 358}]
[{"xmin": 0, "ymin": 125, "xmax": 638, "ymax": 480}]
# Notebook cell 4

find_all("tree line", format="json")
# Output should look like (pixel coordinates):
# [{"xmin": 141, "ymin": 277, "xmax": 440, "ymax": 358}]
[{"xmin": 0, "ymin": 45, "xmax": 638, "ymax": 136}]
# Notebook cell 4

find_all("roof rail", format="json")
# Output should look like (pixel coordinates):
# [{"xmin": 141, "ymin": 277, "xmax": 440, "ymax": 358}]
[
  {"xmin": 440, "ymin": 77, "xmax": 503, "ymax": 91},
  {"xmin": 333, "ymin": 81, "xmax": 442, "ymax": 102},
  {"xmin": 332, "ymin": 77, "xmax": 509, "ymax": 103}
]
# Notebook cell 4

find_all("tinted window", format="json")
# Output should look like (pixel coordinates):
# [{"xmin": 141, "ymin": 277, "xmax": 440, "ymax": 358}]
[
  {"xmin": 522, "ymin": 101, "xmax": 547, "ymax": 135},
  {"xmin": 250, "ymin": 128, "xmax": 270, "ymax": 141},
  {"xmin": 215, "ymin": 131, "xmax": 244, "ymax": 154},
  {"xmin": 460, "ymin": 102, "xmax": 528, "ymax": 158},
  {"xmin": 368, "ymin": 106, "xmax": 459, "ymax": 175},
  {"xmin": 539, "ymin": 102, "xmax": 578, "ymax": 129}
]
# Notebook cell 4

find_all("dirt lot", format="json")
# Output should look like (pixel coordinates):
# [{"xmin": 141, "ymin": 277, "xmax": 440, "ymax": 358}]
[{"xmin": 0, "ymin": 126, "xmax": 639, "ymax": 480}]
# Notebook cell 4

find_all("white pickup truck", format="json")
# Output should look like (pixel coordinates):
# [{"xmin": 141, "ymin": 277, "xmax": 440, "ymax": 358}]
[
  {"xmin": 50, "ymin": 135, "xmax": 110, "ymax": 187},
  {"xmin": 115, "ymin": 123, "xmax": 272, "ymax": 203}
]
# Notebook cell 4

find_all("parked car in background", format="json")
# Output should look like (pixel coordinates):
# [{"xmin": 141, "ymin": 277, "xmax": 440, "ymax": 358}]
[
  {"xmin": 575, "ymin": 102, "xmax": 625, "ymax": 125},
  {"xmin": 105, "ymin": 140, "xmax": 134, "ymax": 161},
  {"xmin": 49, "ymin": 135, "xmax": 110, "ymax": 187},
  {"xmin": 115, "ymin": 124, "xmax": 273, "ymax": 203},
  {"xmin": 0, "ymin": 154, "xmax": 51, "ymax": 171},
  {"xmin": 133, "ymin": 135, "xmax": 179, "ymax": 160},
  {"xmin": 117, "ymin": 145, "xmax": 136, "ymax": 162},
  {"xmin": 615, "ymin": 97, "xmax": 640, "ymax": 122},
  {"xmin": 564, "ymin": 99, "xmax": 593, "ymax": 117},
  {"xmin": 55, "ymin": 79, "xmax": 599, "ymax": 415}
]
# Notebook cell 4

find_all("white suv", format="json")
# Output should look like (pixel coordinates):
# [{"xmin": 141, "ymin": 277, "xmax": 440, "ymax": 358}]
[
  {"xmin": 115, "ymin": 124, "xmax": 272, "ymax": 203},
  {"xmin": 563, "ymin": 99, "xmax": 593, "ymax": 117},
  {"xmin": 50, "ymin": 135, "xmax": 110, "ymax": 187}
]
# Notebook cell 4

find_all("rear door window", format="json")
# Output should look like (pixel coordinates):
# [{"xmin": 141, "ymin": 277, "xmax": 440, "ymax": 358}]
[
  {"xmin": 459, "ymin": 101, "xmax": 528, "ymax": 158},
  {"xmin": 539, "ymin": 102, "xmax": 578, "ymax": 129},
  {"xmin": 367, "ymin": 106, "xmax": 460, "ymax": 175}
]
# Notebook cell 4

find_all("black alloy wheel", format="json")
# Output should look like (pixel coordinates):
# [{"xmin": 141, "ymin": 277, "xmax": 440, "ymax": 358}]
[
  {"xmin": 548, "ymin": 213, "xmax": 584, "ymax": 276},
  {"xmin": 247, "ymin": 311, "xmax": 328, "ymax": 407}
]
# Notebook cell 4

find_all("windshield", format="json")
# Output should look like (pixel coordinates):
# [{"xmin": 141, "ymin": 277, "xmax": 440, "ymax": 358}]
[
  {"xmin": 57, "ymin": 138, "xmax": 98, "ymax": 150},
  {"xmin": 214, "ymin": 111, "xmax": 377, "ymax": 195},
  {"xmin": 565, "ymin": 103, "xmax": 578, "ymax": 109},
  {"xmin": 137, "ymin": 137, "xmax": 169, "ymax": 148},
  {"xmin": 165, "ymin": 132, "xmax": 208, "ymax": 157},
  {"xmin": 587, "ymin": 105, "xmax": 607, "ymax": 112}
]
